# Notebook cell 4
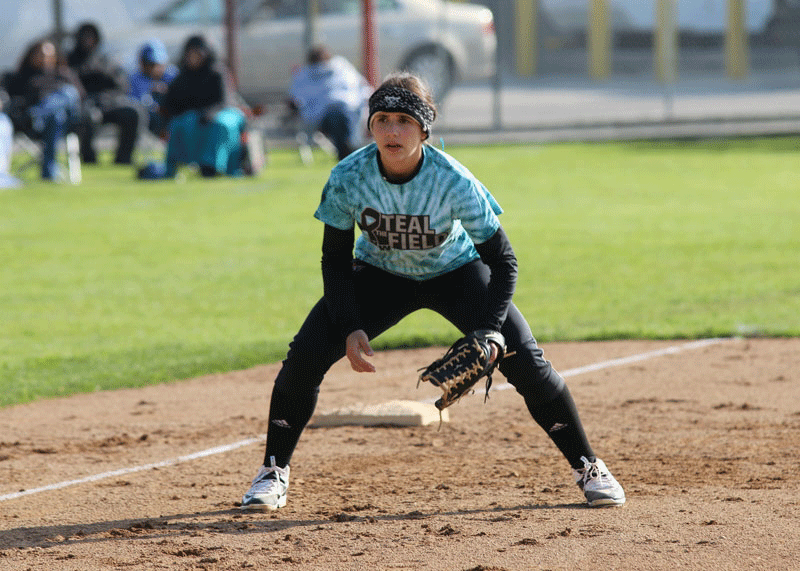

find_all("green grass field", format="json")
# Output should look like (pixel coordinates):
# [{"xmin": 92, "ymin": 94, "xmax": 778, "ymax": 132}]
[{"xmin": 2, "ymin": 137, "xmax": 798, "ymax": 406}]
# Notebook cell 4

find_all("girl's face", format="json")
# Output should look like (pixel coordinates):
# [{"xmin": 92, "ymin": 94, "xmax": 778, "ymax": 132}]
[
  {"xmin": 185, "ymin": 47, "xmax": 207, "ymax": 69},
  {"xmin": 31, "ymin": 42, "xmax": 57, "ymax": 71},
  {"xmin": 370, "ymin": 111, "xmax": 426, "ymax": 178},
  {"xmin": 79, "ymin": 31, "xmax": 98, "ymax": 52}
]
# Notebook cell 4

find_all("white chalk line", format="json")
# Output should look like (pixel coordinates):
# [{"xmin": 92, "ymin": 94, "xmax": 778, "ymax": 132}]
[
  {"xmin": 0, "ymin": 337, "xmax": 729, "ymax": 503},
  {"xmin": 425, "ymin": 336, "xmax": 730, "ymax": 401},
  {"xmin": 0, "ymin": 437, "xmax": 265, "ymax": 503}
]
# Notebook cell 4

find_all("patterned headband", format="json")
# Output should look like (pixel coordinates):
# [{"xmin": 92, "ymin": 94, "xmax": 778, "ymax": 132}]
[{"xmin": 368, "ymin": 86, "xmax": 435, "ymax": 135}]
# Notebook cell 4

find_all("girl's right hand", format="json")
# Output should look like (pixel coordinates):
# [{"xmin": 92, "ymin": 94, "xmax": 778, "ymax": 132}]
[{"xmin": 346, "ymin": 329, "xmax": 376, "ymax": 373}]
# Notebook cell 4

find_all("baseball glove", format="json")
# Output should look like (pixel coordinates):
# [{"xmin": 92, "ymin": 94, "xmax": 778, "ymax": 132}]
[{"xmin": 418, "ymin": 330, "xmax": 507, "ymax": 411}]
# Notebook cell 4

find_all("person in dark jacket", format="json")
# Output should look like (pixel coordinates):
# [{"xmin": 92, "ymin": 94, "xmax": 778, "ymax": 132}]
[
  {"xmin": 5, "ymin": 39, "xmax": 84, "ymax": 180},
  {"xmin": 144, "ymin": 34, "xmax": 247, "ymax": 178},
  {"xmin": 67, "ymin": 21, "xmax": 144, "ymax": 165}
]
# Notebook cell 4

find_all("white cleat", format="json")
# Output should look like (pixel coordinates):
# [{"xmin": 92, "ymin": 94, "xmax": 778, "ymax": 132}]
[
  {"xmin": 573, "ymin": 456, "xmax": 626, "ymax": 507},
  {"xmin": 241, "ymin": 456, "xmax": 290, "ymax": 510}
]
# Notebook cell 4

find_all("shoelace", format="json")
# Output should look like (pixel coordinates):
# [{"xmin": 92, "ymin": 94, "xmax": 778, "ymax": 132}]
[
  {"xmin": 578, "ymin": 456, "xmax": 606, "ymax": 485},
  {"xmin": 251, "ymin": 467, "xmax": 287, "ymax": 493}
]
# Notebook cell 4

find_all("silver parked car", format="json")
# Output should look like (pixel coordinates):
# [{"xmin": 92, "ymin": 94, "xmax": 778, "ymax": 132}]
[{"xmin": 110, "ymin": 0, "xmax": 496, "ymax": 104}]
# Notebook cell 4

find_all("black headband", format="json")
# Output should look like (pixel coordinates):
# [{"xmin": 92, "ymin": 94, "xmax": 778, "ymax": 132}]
[{"xmin": 368, "ymin": 86, "xmax": 435, "ymax": 135}]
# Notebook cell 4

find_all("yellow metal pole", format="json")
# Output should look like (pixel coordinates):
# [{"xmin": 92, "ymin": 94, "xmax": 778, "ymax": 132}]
[
  {"xmin": 725, "ymin": 0, "xmax": 749, "ymax": 79},
  {"xmin": 515, "ymin": 0, "xmax": 537, "ymax": 76},
  {"xmin": 654, "ymin": 0, "xmax": 678, "ymax": 83},
  {"xmin": 589, "ymin": 0, "xmax": 611, "ymax": 79}
]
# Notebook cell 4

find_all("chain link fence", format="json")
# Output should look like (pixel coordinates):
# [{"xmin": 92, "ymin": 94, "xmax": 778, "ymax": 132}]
[{"xmin": 435, "ymin": 0, "xmax": 800, "ymax": 139}]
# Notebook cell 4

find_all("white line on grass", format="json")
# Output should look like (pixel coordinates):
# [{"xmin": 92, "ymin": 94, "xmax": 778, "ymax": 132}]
[{"xmin": 0, "ymin": 337, "xmax": 730, "ymax": 503}]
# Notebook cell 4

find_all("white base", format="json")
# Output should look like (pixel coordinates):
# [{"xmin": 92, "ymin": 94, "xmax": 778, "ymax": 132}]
[{"xmin": 310, "ymin": 399, "xmax": 448, "ymax": 428}]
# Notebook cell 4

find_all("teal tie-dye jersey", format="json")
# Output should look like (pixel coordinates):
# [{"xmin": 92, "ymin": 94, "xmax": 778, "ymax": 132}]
[{"xmin": 314, "ymin": 143, "xmax": 502, "ymax": 280}]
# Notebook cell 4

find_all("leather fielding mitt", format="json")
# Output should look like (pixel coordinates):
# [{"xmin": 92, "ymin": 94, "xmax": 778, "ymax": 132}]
[{"xmin": 418, "ymin": 330, "xmax": 507, "ymax": 411}]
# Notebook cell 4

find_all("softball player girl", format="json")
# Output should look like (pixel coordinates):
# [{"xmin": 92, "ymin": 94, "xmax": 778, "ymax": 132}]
[{"xmin": 242, "ymin": 72, "xmax": 625, "ymax": 510}]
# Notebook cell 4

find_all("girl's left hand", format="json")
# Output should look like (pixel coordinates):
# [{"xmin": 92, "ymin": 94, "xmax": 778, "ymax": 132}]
[{"xmin": 489, "ymin": 342, "xmax": 499, "ymax": 364}]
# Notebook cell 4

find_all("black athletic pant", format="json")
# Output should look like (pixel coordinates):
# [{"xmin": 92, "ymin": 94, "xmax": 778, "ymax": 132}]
[
  {"xmin": 79, "ymin": 104, "xmax": 142, "ymax": 164},
  {"xmin": 264, "ymin": 260, "xmax": 595, "ymax": 470}
]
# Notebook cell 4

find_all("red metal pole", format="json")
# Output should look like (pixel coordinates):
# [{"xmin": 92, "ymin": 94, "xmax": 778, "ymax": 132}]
[
  {"xmin": 225, "ymin": 0, "xmax": 240, "ymax": 89},
  {"xmin": 362, "ymin": 0, "xmax": 379, "ymax": 87}
]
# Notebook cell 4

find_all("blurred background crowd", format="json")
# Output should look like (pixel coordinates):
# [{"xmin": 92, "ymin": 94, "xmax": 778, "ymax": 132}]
[{"xmin": 2, "ymin": 0, "xmax": 800, "ymax": 184}]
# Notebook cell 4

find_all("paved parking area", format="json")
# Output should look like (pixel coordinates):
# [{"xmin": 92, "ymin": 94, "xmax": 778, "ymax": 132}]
[{"xmin": 435, "ymin": 69, "xmax": 800, "ymax": 143}]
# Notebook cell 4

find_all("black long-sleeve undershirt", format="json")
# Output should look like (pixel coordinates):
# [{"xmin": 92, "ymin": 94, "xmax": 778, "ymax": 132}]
[
  {"xmin": 474, "ymin": 226, "xmax": 518, "ymax": 332},
  {"xmin": 320, "ymin": 224, "xmax": 363, "ymax": 338}
]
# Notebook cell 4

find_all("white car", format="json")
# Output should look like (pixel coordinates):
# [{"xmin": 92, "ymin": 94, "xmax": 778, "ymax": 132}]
[{"xmin": 109, "ymin": 0, "xmax": 496, "ymax": 104}]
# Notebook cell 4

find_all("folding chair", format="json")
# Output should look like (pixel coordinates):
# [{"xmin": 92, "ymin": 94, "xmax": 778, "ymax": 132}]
[{"xmin": 280, "ymin": 105, "xmax": 337, "ymax": 166}]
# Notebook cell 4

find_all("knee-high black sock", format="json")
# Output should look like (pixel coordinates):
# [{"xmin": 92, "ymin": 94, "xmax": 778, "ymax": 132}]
[
  {"xmin": 525, "ymin": 386, "xmax": 595, "ymax": 470},
  {"xmin": 263, "ymin": 386, "xmax": 319, "ymax": 469}
]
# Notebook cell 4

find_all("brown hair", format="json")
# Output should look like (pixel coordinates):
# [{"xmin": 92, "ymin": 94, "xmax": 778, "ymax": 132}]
[{"xmin": 19, "ymin": 39, "xmax": 58, "ymax": 73}]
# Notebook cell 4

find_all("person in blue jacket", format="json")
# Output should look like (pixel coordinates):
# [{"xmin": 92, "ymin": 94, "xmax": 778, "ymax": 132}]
[
  {"xmin": 128, "ymin": 39, "xmax": 178, "ymax": 136},
  {"xmin": 288, "ymin": 44, "xmax": 371, "ymax": 161}
]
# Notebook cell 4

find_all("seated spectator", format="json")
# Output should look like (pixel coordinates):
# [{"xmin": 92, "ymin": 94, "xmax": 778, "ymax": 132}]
[
  {"xmin": 67, "ymin": 21, "xmax": 145, "ymax": 165},
  {"xmin": 288, "ymin": 44, "xmax": 372, "ymax": 161},
  {"xmin": 139, "ymin": 35, "xmax": 248, "ymax": 179},
  {"xmin": 128, "ymin": 39, "xmax": 178, "ymax": 136},
  {"xmin": 4, "ymin": 39, "xmax": 84, "ymax": 180}
]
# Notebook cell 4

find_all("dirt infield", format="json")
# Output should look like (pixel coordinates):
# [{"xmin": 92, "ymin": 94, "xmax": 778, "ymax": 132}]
[{"xmin": 1, "ymin": 338, "xmax": 798, "ymax": 570}]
